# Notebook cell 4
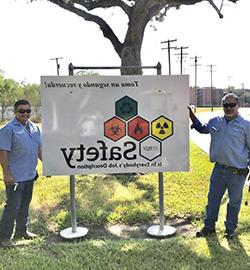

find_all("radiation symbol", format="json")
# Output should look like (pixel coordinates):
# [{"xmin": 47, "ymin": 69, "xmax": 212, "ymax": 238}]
[{"xmin": 151, "ymin": 115, "xmax": 173, "ymax": 141}]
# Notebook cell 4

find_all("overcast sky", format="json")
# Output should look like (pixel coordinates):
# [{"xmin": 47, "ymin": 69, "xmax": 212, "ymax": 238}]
[{"xmin": 0, "ymin": 0, "xmax": 249, "ymax": 89}]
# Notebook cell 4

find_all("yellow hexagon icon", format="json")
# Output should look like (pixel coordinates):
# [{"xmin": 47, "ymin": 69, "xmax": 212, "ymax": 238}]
[{"xmin": 151, "ymin": 115, "xmax": 174, "ymax": 141}]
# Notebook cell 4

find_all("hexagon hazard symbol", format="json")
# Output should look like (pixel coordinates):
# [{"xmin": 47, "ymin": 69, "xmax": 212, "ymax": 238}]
[
  {"xmin": 128, "ymin": 116, "xmax": 149, "ymax": 141},
  {"xmin": 151, "ymin": 115, "xmax": 173, "ymax": 141},
  {"xmin": 104, "ymin": 117, "xmax": 126, "ymax": 142},
  {"xmin": 140, "ymin": 137, "xmax": 162, "ymax": 161},
  {"xmin": 115, "ymin": 96, "xmax": 137, "ymax": 121}
]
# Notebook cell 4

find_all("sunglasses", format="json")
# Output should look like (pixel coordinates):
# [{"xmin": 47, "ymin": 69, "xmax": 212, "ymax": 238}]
[
  {"xmin": 223, "ymin": 103, "xmax": 237, "ymax": 108},
  {"xmin": 17, "ymin": 109, "xmax": 32, "ymax": 114}
]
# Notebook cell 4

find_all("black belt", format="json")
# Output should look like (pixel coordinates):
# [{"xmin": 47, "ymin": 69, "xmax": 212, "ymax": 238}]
[{"xmin": 216, "ymin": 163, "xmax": 249, "ymax": 176}]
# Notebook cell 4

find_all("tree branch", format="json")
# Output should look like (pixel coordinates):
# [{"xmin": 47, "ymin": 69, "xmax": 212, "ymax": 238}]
[
  {"xmin": 71, "ymin": 0, "xmax": 132, "ymax": 16},
  {"xmin": 162, "ymin": 0, "xmax": 238, "ymax": 18},
  {"xmin": 207, "ymin": 0, "xmax": 223, "ymax": 18},
  {"xmin": 48, "ymin": 0, "xmax": 123, "ymax": 56}
]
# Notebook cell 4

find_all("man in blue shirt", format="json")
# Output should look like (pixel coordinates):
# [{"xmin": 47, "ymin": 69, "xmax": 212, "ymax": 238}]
[
  {"xmin": 189, "ymin": 93, "xmax": 250, "ymax": 240},
  {"xmin": 0, "ymin": 99, "xmax": 42, "ymax": 247}
]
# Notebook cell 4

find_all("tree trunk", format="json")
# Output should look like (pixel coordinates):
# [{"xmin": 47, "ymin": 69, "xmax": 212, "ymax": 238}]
[
  {"xmin": 120, "ymin": 18, "xmax": 144, "ymax": 75},
  {"xmin": 120, "ymin": 44, "xmax": 142, "ymax": 75},
  {"xmin": 119, "ymin": 1, "xmax": 159, "ymax": 75}
]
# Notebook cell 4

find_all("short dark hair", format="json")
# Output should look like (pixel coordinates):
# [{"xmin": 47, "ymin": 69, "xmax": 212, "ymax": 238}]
[{"xmin": 14, "ymin": 99, "xmax": 30, "ymax": 112}]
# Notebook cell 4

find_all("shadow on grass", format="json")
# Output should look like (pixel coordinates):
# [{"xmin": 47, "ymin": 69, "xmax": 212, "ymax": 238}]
[
  {"xmin": 27, "ymin": 173, "xmax": 197, "ymax": 242},
  {"xmin": 205, "ymin": 233, "xmax": 249, "ymax": 268},
  {"xmin": 26, "ymin": 174, "xmax": 158, "ymax": 237},
  {"xmin": 7, "ymin": 235, "xmax": 250, "ymax": 270},
  {"xmin": 108, "ymin": 173, "xmax": 139, "ymax": 185}
]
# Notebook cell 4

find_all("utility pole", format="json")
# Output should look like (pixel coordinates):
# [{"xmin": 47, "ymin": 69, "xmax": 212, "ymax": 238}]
[
  {"xmin": 50, "ymin": 57, "xmax": 63, "ymax": 75},
  {"xmin": 207, "ymin": 64, "xmax": 216, "ymax": 112},
  {"xmin": 161, "ymin": 39, "xmax": 177, "ymax": 75},
  {"xmin": 175, "ymin": 46, "xmax": 188, "ymax": 75},
  {"xmin": 227, "ymin": 76, "xmax": 232, "ymax": 92},
  {"xmin": 190, "ymin": 56, "xmax": 202, "ymax": 109},
  {"xmin": 241, "ymin": 83, "xmax": 245, "ymax": 107}
]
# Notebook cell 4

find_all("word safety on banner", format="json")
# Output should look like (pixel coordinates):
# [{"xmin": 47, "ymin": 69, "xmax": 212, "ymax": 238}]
[{"xmin": 40, "ymin": 75, "xmax": 189, "ymax": 175}]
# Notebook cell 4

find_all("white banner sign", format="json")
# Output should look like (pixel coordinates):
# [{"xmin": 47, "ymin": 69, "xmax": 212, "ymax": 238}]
[{"xmin": 40, "ymin": 75, "xmax": 189, "ymax": 175}]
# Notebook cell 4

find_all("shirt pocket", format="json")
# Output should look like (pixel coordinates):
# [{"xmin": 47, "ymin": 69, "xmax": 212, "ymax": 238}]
[
  {"xmin": 230, "ymin": 127, "xmax": 245, "ymax": 144},
  {"xmin": 210, "ymin": 125, "xmax": 221, "ymax": 135},
  {"xmin": 13, "ymin": 132, "xmax": 27, "ymax": 150},
  {"xmin": 31, "ymin": 132, "xmax": 41, "ymax": 147}
]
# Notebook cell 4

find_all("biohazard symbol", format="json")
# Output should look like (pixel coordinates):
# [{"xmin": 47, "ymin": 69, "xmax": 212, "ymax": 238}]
[
  {"xmin": 104, "ymin": 117, "xmax": 126, "ymax": 142},
  {"xmin": 151, "ymin": 116, "xmax": 173, "ymax": 141},
  {"xmin": 109, "ymin": 124, "xmax": 122, "ymax": 136}
]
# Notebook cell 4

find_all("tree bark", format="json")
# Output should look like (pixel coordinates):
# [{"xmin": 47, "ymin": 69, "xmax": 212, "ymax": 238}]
[{"xmin": 120, "ymin": 36, "xmax": 143, "ymax": 75}]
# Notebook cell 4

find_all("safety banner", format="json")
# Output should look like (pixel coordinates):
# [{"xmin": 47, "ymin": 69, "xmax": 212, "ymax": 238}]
[{"xmin": 40, "ymin": 75, "xmax": 189, "ymax": 175}]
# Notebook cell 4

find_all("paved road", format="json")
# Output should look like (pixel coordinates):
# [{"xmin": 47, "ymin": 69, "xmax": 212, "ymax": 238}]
[{"xmin": 190, "ymin": 108, "xmax": 250, "ymax": 154}]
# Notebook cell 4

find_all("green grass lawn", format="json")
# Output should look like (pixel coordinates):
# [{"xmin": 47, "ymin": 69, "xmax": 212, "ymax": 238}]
[
  {"xmin": 195, "ymin": 107, "xmax": 223, "ymax": 113},
  {"xmin": 0, "ymin": 142, "xmax": 250, "ymax": 269}
]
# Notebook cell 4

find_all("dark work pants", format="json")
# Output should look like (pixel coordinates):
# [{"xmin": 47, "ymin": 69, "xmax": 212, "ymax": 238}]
[
  {"xmin": 204, "ymin": 163, "xmax": 245, "ymax": 233},
  {"xmin": 0, "ymin": 180, "xmax": 34, "ymax": 239}
]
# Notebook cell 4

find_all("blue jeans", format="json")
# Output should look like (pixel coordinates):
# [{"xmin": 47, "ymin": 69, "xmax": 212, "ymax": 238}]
[
  {"xmin": 0, "ymin": 180, "xmax": 34, "ymax": 239},
  {"xmin": 204, "ymin": 163, "xmax": 246, "ymax": 232}
]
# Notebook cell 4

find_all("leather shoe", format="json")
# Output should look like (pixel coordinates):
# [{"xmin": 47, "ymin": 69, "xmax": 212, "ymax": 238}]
[
  {"xmin": 15, "ymin": 231, "xmax": 37, "ymax": 240},
  {"xmin": 0, "ymin": 238, "xmax": 15, "ymax": 248},
  {"xmin": 224, "ymin": 230, "xmax": 235, "ymax": 240},
  {"xmin": 196, "ymin": 227, "xmax": 215, "ymax": 238}
]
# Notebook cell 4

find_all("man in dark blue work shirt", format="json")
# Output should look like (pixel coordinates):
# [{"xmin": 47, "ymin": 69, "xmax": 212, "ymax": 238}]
[
  {"xmin": 0, "ymin": 99, "xmax": 42, "ymax": 247},
  {"xmin": 189, "ymin": 93, "xmax": 250, "ymax": 240}
]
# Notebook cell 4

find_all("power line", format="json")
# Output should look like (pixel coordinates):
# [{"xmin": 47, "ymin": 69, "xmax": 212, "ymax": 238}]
[
  {"xmin": 227, "ymin": 75, "xmax": 232, "ymax": 90},
  {"xmin": 190, "ymin": 56, "xmax": 202, "ymax": 108},
  {"xmin": 241, "ymin": 83, "xmax": 245, "ymax": 107},
  {"xmin": 161, "ymin": 39, "xmax": 177, "ymax": 75},
  {"xmin": 175, "ymin": 46, "xmax": 188, "ymax": 75},
  {"xmin": 50, "ymin": 57, "xmax": 63, "ymax": 75},
  {"xmin": 207, "ymin": 64, "xmax": 216, "ymax": 112}
]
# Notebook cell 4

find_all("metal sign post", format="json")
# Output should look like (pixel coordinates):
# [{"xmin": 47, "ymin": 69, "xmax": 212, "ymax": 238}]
[
  {"xmin": 147, "ymin": 172, "xmax": 176, "ymax": 237},
  {"xmin": 60, "ymin": 175, "xmax": 88, "ymax": 239},
  {"xmin": 60, "ymin": 69, "xmax": 89, "ymax": 240},
  {"xmin": 146, "ymin": 63, "xmax": 176, "ymax": 237}
]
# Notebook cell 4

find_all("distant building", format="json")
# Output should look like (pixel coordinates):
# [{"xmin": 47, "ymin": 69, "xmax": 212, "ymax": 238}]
[{"xmin": 190, "ymin": 87, "xmax": 224, "ymax": 106}]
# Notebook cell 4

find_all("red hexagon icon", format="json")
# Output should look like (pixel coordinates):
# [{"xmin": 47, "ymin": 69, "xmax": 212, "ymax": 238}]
[
  {"xmin": 128, "ymin": 116, "xmax": 149, "ymax": 141},
  {"xmin": 104, "ymin": 117, "xmax": 126, "ymax": 142}
]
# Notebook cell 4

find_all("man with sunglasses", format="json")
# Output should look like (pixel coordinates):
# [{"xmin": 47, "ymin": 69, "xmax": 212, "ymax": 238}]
[
  {"xmin": 0, "ymin": 99, "xmax": 42, "ymax": 247},
  {"xmin": 189, "ymin": 93, "xmax": 250, "ymax": 240}
]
